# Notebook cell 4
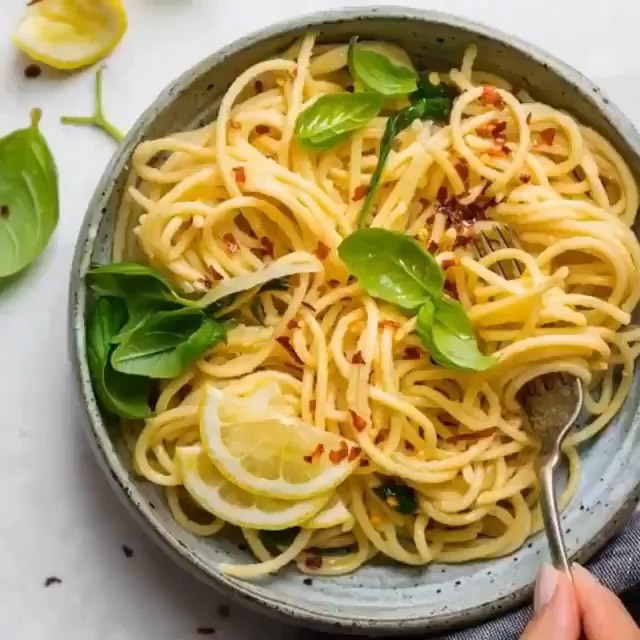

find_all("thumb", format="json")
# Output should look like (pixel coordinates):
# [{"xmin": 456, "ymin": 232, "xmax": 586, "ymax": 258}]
[{"xmin": 520, "ymin": 565, "xmax": 580, "ymax": 640}]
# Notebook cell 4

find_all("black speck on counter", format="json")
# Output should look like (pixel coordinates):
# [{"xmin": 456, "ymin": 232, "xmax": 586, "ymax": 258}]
[
  {"xmin": 24, "ymin": 64, "xmax": 42, "ymax": 79},
  {"xmin": 303, "ymin": 578, "xmax": 313, "ymax": 586},
  {"xmin": 44, "ymin": 577, "xmax": 62, "ymax": 587},
  {"xmin": 121, "ymin": 545, "xmax": 134, "ymax": 558},
  {"xmin": 217, "ymin": 604, "xmax": 231, "ymax": 618},
  {"xmin": 196, "ymin": 627, "xmax": 216, "ymax": 635}
]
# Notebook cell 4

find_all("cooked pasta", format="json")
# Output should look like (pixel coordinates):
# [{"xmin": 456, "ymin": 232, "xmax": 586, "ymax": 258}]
[{"xmin": 111, "ymin": 34, "xmax": 640, "ymax": 579}]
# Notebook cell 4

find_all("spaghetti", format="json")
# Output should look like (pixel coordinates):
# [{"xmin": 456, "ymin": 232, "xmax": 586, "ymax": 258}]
[{"xmin": 113, "ymin": 35, "xmax": 640, "ymax": 578}]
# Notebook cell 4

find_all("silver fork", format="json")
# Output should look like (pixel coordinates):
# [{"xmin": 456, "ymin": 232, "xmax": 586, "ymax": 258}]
[{"xmin": 472, "ymin": 226, "xmax": 583, "ymax": 577}]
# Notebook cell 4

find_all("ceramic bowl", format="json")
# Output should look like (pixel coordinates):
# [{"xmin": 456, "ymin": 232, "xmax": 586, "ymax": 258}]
[{"xmin": 69, "ymin": 7, "xmax": 640, "ymax": 635}]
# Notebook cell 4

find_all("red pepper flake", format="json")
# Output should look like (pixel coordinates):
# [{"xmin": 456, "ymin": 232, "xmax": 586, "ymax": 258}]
[
  {"xmin": 487, "ymin": 145, "xmax": 507, "ymax": 157},
  {"xmin": 203, "ymin": 264, "xmax": 223, "ymax": 288},
  {"xmin": 447, "ymin": 427, "xmax": 498, "ymax": 443},
  {"xmin": 444, "ymin": 280, "xmax": 459, "ymax": 299},
  {"xmin": 254, "ymin": 80, "xmax": 264, "ymax": 93},
  {"xmin": 276, "ymin": 336, "xmax": 302, "ymax": 364},
  {"xmin": 229, "ymin": 119, "xmax": 241, "ymax": 130},
  {"xmin": 314, "ymin": 241, "xmax": 330, "ymax": 260},
  {"xmin": 234, "ymin": 213, "xmax": 256, "ymax": 238},
  {"xmin": 232, "ymin": 166, "xmax": 246, "ymax": 184},
  {"xmin": 305, "ymin": 555, "xmax": 323, "ymax": 570},
  {"xmin": 427, "ymin": 241, "xmax": 438, "ymax": 254},
  {"xmin": 352, "ymin": 185, "xmax": 370, "ymax": 201},
  {"xmin": 520, "ymin": 173, "xmax": 531, "ymax": 184},
  {"xmin": 419, "ymin": 197, "xmax": 431, "ymax": 208},
  {"xmin": 455, "ymin": 162, "xmax": 469, "ymax": 182},
  {"xmin": 379, "ymin": 320, "xmax": 400, "ymax": 330},
  {"xmin": 327, "ymin": 279, "xmax": 340, "ymax": 287},
  {"xmin": 287, "ymin": 318, "xmax": 300, "ymax": 330},
  {"xmin": 525, "ymin": 112, "xmax": 532, "ymax": 125},
  {"xmin": 539, "ymin": 127, "xmax": 556, "ymax": 146},
  {"xmin": 329, "ymin": 441, "xmax": 349, "ymax": 464},
  {"xmin": 260, "ymin": 236, "xmax": 274, "ymax": 258},
  {"xmin": 405, "ymin": 441, "xmax": 416, "ymax": 452},
  {"xmin": 351, "ymin": 350, "xmax": 365, "ymax": 364},
  {"xmin": 436, "ymin": 186, "xmax": 448, "ymax": 204},
  {"xmin": 223, "ymin": 233, "xmax": 239, "ymax": 253},
  {"xmin": 360, "ymin": 459, "xmax": 370, "ymax": 467},
  {"xmin": 374, "ymin": 429, "xmax": 388, "ymax": 445},
  {"xmin": 492, "ymin": 120, "xmax": 508, "ymax": 138},
  {"xmin": 403, "ymin": 347, "xmax": 421, "ymax": 360},
  {"xmin": 480, "ymin": 85, "xmax": 505, "ymax": 110},
  {"xmin": 348, "ymin": 410, "xmax": 367, "ymax": 432},
  {"xmin": 255, "ymin": 124, "xmax": 270, "ymax": 135},
  {"xmin": 441, "ymin": 257, "xmax": 460, "ymax": 271},
  {"xmin": 348, "ymin": 446, "xmax": 362, "ymax": 461},
  {"xmin": 24, "ymin": 64, "xmax": 42, "ymax": 79},
  {"xmin": 304, "ymin": 443, "xmax": 325, "ymax": 463}
]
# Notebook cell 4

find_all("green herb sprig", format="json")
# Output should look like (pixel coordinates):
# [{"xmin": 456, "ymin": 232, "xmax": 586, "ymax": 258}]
[
  {"xmin": 86, "ymin": 262, "xmax": 227, "ymax": 418},
  {"xmin": 338, "ymin": 228, "xmax": 496, "ymax": 372},
  {"xmin": 0, "ymin": 109, "xmax": 58, "ymax": 278}
]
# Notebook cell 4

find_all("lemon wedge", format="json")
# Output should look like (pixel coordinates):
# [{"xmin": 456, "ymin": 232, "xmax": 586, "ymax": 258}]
[
  {"xmin": 303, "ymin": 495, "xmax": 354, "ymax": 530},
  {"xmin": 177, "ymin": 446, "xmax": 330, "ymax": 530},
  {"xmin": 13, "ymin": 0, "xmax": 127, "ymax": 70},
  {"xmin": 201, "ymin": 385, "xmax": 360, "ymax": 500}
]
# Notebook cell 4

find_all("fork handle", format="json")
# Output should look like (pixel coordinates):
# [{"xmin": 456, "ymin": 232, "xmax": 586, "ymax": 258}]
[{"xmin": 539, "ymin": 454, "xmax": 573, "ymax": 579}]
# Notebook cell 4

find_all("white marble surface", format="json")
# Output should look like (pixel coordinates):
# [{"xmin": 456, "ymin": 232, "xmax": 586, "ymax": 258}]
[{"xmin": 1, "ymin": 1, "xmax": 640, "ymax": 638}]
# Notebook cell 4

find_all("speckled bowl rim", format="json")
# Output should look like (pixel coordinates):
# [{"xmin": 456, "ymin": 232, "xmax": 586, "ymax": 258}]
[{"xmin": 69, "ymin": 6, "xmax": 640, "ymax": 635}]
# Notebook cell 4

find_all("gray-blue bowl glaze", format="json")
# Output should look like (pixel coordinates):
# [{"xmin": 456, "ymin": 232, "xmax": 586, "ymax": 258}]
[{"xmin": 68, "ymin": 7, "xmax": 640, "ymax": 635}]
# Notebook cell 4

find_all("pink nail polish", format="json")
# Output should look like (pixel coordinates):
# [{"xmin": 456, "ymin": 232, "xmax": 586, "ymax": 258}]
[{"xmin": 534, "ymin": 564, "xmax": 559, "ymax": 612}]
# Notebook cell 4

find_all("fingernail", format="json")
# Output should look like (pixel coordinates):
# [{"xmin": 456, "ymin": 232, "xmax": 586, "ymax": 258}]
[
  {"xmin": 572, "ymin": 562, "xmax": 601, "ymax": 587},
  {"xmin": 534, "ymin": 564, "xmax": 559, "ymax": 612}
]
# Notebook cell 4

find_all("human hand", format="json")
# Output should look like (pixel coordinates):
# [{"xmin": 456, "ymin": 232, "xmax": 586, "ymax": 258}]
[{"xmin": 520, "ymin": 563, "xmax": 640, "ymax": 639}]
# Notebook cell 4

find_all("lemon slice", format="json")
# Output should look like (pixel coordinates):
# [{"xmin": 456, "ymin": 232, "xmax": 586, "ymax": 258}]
[
  {"xmin": 201, "ymin": 385, "xmax": 359, "ymax": 500},
  {"xmin": 177, "ymin": 446, "xmax": 330, "ymax": 530},
  {"xmin": 303, "ymin": 495, "xmax": 354, "ymax": 530},
  {"xmin": 13, "ymin": 0, "xmax": 127, "ymax": 70}
]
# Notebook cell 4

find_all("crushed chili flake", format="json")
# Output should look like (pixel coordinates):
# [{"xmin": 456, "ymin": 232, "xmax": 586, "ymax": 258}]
[
  {"xmin": 447, "ymin": 427, "xmax": 498, "ymax": 443},
  {"xmin": 255, "ymin": 124, "xmax": 269, "ymax": 135},
  {"xmin": 314, "ymin": 241, "xmax": 330, "ymax": 260},
  {"xmin": 229, "ymin": 119, "xmax": 241, "ymax": 130},
  {"xmin": 254, "ymin": 79, "xmax": 264, "ymax": 93},
  {"xmin": 352, "ymin": 185, "xmax": 370, "ymax": 201},
  {"xmin": 44, "ymin": 576, "xmax": 62, "ymax": 587},
  {"xmin": 305, "ymin": 555, "xmax": 323, "ymax": 570},
  {"xmin": 520, "ymin": 173, "xmax": 532, "ymax": 184},
  {"xmin": 436, "ymin": 186, "xmax": 448, "ymax": 204},
  {"xmin": 24, "ymin": 64, "xmax": 42, "ymax": 79},
  {"xmin": 351, "ymin": 350, "xmax": 365, "ymax": 364},
  {"xmin": 427, "ymin": 241, "xmax": 438, "ymax": 254},
  {"xmin": 374, "ymin": 429, "xmax": 388, "ymax": 445},
  {"xmin": 441, "ymin": 257, "xmax": 460, "ymax": 270},
  {"xmin": 360, "ymin": 459, "xmax": 370, "ymax": 467},
  {"xmin": 276, "ymin": 336, "xmax": 302, "ymax": 364},
  {"xmin": 204, "ymin": 264, "xmax": 223, "ymax": 286},
  {"xmin": 327, "ymin": 279, "xmax": 340, "ymax": 287},
  {"xmin": 379, "ymin": 320, "xmax": 400, "ymax": 330},
  {"xmin": 444, "ymin": 280, "xmax": 459, "ymax": 299},
  {"xmin": 348, "ymin": 446, "xmax": 362, "ymax": 461},
  {"xmin": 222, "ymin": 233, "xmax": 239, "ymax": 253},
  {"xmin": 492, "ymin": 120, "xmax": 508, "ymax": 138},
  {"xmin": 348, "ymin": 410, "xmax": 367, "ymax": 432},
  {"xmin": 405, "ymin": 441, "xmax": 416, "ymax": 452},
  {"xmin": 539, "ymin": 127, "xmax": 557, "ymax": 146},
  {"xmin": 403, "ymin": 346, "xmax": 421, "ymax": 360},
  {"xmin": 419, "ymin": 197, "xmax": 431, "ymax": 208},
  {"xmin": 304, "ymin": 443, "xmax": 325, "ymax": 464},
  {"xmin": 455, "ymin": 162, "xmax": 469, "ymax": 182},
  {"xmin": 329, "ymin": 440, "xmax": 349, "ymax": 463},
  {"xmin": 480, "ymin": 85, "xmax": 505, "ymax": 109},
  {"xmin": 232, "ymin": 166, "xmax": 246, "ymax": 183},
  {"xmin": 260, "ymin": 236, "xmax": 274, "ymax": 258},
  {"xmin": 287, "ymin": 318, "xmax": 300, "ymax": 330},
  {"xmin": 234, "ymin": 213, "xmax": 255, "ymax": 238}
]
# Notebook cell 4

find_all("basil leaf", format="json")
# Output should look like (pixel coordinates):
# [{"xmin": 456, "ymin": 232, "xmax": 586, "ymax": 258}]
[
  {"xmin": 348, "ymin": 38, "xmax": 418, "ymax": 97},
  {"xmin": 416, "ymin": 298, "xmax": 496, "ymax": 372},
  {"xmin": 414, "ymin": 77, "xmax": 455, "ymax": 115},
  {"xmin": 86, "ymin": 297, "xmax": 152, "ymax": 419},
  {"xmin": 338, "ymin": 228, "xmax": 444, "ymax": 309},
  {"xmin": 357, "ymin": 101, "xmax": 428, "ymax": 226},
  {"xmin": 111, "ymin": 307, "xmax": 226, "ymax": 379},
  {"xmin": 0, "ymin": 109, "xmax": 58, "ymax": 277},
  {"xmin": 373, "ymin": 481, "xmax": 417, "ymax": 514},
  {"xmin": 111, "ymin": 301, "xmax": 174, "ymax": 345},
  {"xmin": 86, "ymin": 262, "xmax": 196, "ymax": 307},
  {"xmin": 294, "ymin": 92, "xmax": 383, "ymax": 150}
]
